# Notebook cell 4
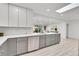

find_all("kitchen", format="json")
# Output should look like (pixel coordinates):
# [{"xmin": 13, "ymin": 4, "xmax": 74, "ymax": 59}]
[{"xmin": 0, "ymin": 3, "xmax": 78, "ymax": 56}]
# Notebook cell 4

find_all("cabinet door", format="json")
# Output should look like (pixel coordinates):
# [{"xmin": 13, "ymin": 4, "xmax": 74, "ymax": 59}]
[
  {"xmin": 39, "ymin": 35, "xmax": 46, "ymax": 48},
  {"xmin": 28, "ymin": 36, "xmax": 39, "ymax": 52},
  {"xmin": 50, "ymin": 34, "xmax": 57, "ymax": 45},
  {"xmin": 46, "ymin": 34, "xmax": 56, "ymax": 46},
  {"xmin": 0, "ymin": 46, "xmax": 2, "ymax": 56},
  {"xmin": 26, "ymin": 9, "xmax": 33, "ymax": 27},
  {"xmin": 19, "ymin": 8, "xmax": 26, "ymax": 27},
  {"xmin": 46, "ymin": 34, "xmax": 60, "ymax": 47},
  {"xmin": 46, "ymin": 35, "xmax": 52, "ymax": 46},
  {"xmin": 0, "ymin": 3, "xmax": 8, "ymax": 26},
  {"xmin": 55, "ymin": 34, "xmax": 60, "ymax": 44},
  {"xmin": 7, "ymin": 38, "xmax": 17, "ymax": 56},
  {"xmin": 9, "ymin": 5, "xmax": 19, "ymax": 27},
  {"xmin": 50, "ymin": 34, "xmax": 60, "ymax": 45},
  {"xmin": 0, "ymin": 40, "xmax": 8, "ymax": 56},
  {"xmin": 17, "ymin": 37, "xmax": 28, "ymax": 55}
]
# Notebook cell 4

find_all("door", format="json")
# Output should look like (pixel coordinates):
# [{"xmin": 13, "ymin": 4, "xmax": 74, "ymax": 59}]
[
  {"xmin": 0, "ymin": 3, "xmax": 8, "ymax": 26},
  {"xmin": 28, "ymin": 36, "xmax": 39, "ymax": 52},
  {"xmin": 9, "ymin": 4, "xmax": 19, "ymax": 27},
  {"xmin": 18, "ymin": 8, "xmax": 26, "ymax": 27},
  {"xmin": 17, "ymin": 37, "xmax": 28, "ymax": 54}
]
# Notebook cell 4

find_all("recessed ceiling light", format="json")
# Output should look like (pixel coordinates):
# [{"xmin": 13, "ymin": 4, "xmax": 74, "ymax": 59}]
[{"xmin": 46, "ymin": 9, "xmax": 50, "ymax": 12}]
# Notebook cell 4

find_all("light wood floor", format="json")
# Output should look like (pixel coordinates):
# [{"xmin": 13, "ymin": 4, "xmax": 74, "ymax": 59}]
[{"xmin": 21, "ymin": 39, "xmax": 79, "ymax": 56}]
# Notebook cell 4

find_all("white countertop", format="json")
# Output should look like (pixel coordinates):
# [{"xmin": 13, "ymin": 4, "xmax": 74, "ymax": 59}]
[{"xmin": 0, "ymin": 33, "xmax": 60, "ymax": 46}]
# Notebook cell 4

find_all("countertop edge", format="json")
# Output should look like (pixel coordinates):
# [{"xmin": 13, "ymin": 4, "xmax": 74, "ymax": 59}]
[{"xmin": 0, "ymin": 33, "xmax": 60, "ymax": 46}]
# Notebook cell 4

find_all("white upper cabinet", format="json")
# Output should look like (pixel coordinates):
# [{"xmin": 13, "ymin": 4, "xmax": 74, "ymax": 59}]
[
  {"xmin": 0, "ymin": 3, "xmax": 8, "ymax": 26},
  {"xmin": 18, "ymin": 8, "xmax": 26, "ymax": 27},
  {"xmin": 9, "ymin": 4, "xmax": 33, "ymax": 27},
  {"xmin": 0, "ymin": 4, "xmax": 34, "ymax": 27},
  {"xmin": 26, "ymin": 9, "xmax": 33, "ymax": 27},
  {"xmin": 9, "ymin": 5, "xmax": 19, "ymax": 27}
]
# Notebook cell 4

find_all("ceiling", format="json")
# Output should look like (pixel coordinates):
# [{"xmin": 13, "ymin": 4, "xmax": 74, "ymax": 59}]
[{"xmin": 13, "ymin": 3, "xmax": 79, "ymax": 24}]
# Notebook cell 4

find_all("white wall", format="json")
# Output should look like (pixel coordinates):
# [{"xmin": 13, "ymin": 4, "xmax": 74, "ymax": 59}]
[
  {"xmin": 68, "ymin": 20, "xmax": 79, "ymax": 39},
  {"xmin": 33, "ymin": 13, "xmax": 63, "ymax": 26},
  {"xmin": 0, "ymin": 27, "xmax": 33, "ymax": 36},
  {"xmin": 46, "ymin": 24, "xmax": 52, "ymax": 32}
]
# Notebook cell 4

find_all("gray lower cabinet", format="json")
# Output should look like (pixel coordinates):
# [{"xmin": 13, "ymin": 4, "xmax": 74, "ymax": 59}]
[
  {"xmin": 46, "ymin": 34, "xmax": 53, "ymax": 46},
  {"xmin": 0, "ymin": 34, "xmax": 60, "ymax": 56},
  {"xmin": 28, "ymin": 36, "xmax": 39, "ymax": 52},
  {"xmin": 0, "ymin": 40, "xmax": 8, "ymax": 56},
  {"xmin": 0, "ymin": 37, "xmax": 28, "ymax": 56},
  {"xmin": 39, "ymin": 35, "xmax": 46, "ymax": 48},
  {"xmin": 17, "ymin": 37, "xmax": 28, "ymax": 55},
  {"xmin": 55, "ymin": 34, "xmax": 60, "ymax": 44},
  {"xmin": 50, "ymin": 34, "xmax": 57, "ymax": 45},
  {"xmin": 7, "ymin": 38, "xmax": 17, "ymax": 56},
  {"xmin": 0, "ymin": 38, "xmax": 17, "ymax": 56},
  {"xmin": 46, "ymin": 34, "xmax": 60, "ymax": 46}
]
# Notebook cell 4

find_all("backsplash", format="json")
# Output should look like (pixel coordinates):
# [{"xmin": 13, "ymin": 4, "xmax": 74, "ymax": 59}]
[{"xmin": 0, "ymin": 27, "xmax": 33, "ymax": 36}]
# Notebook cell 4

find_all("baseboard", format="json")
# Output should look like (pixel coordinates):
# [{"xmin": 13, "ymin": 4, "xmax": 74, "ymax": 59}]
[{"xmin": 68, "ymin": 37, "xmax": 79, "ymax": 40}]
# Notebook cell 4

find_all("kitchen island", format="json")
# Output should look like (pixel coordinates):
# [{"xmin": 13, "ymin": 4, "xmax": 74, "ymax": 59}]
[{"xmin": 0, "ymin": 33, "xmax": 60, "ymax": 56}]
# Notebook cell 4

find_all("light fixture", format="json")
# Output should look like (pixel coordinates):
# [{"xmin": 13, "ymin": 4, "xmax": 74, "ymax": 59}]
[{"xmin": 56, "ymin": 3, "xmax": 79, "ymax": 13}]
